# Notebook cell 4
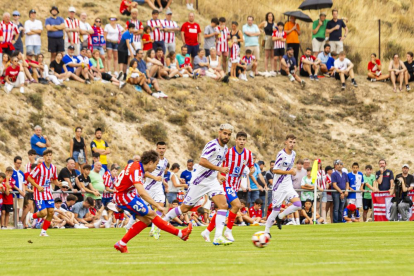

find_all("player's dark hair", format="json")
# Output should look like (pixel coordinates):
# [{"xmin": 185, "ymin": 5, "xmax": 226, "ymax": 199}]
[
  {"xmin": 285, "ymin": 134, "xmax": 296, "ymax": 140},
  {"xmin": 171, "ymin": 163, "xmax": 180, "ymax": 170},
  {"xmin": 54, "ymin": 198, "xmax": 62, "ymax": 203},
  {"xmin": 67, "ymin": 195, "xmax": 78, "ymax": 202},
  {"xmin": 324, "ymin": 44, "xmax": 330, "ymax": 49},
  {"xmin": 141, "ymin": 150, "xmax": 159, "ymax": 165},
  {"xmin": 28, "ymin": 149, "xmax": 37, "ymax": 156},
  {"xmin": 156, "ymin": 141, "xmax": 167, "ymax": 146},
  {"xmin": 85, "ymin": 197, "xmax": 95, "ymax": 206},
  {"xmin": 246, "ymin": 49, "xmax": 252, "ymax": 54},
  {"xmin": 92, "ymin": 152, "xmax": 101, "ymax": 158},
  {"xmin": 197, "ymin": 207, "xmax": 205, "ymax": 214},
  {"xmin": 365, "ymin": 165, "xmax": 373, "ymax": 170},
  {"xmin": 14, "ymin": 156, "xmax": 22, "ymax": 163},
  {"xmin": 83, "ymin": 164, "xmax": 92, "ymax": 171},
  {"xmin": 0, "ymin": 172, "xmax": 6, "ymax": 179},
  {"xmin": 352, "ymin": 162, "xmax": 359, "ymax": 168},
  {"xmin": 156, "ymin": 47, "xmax": 163, "ymax": 53},
  {"xmin": 305, "ymin": 199, "xmax": 313, "ymax": 203},
  {"xmin": 306, "ymin": 47, "xmax": 312, "ymax": 52},
  {"xmin": 236, "ymin": 131, "xmax": 247, "ymax": 139},
  {"xmin": 172, "ymin": 199, "xmax": 179, "ymax": 204},
  {"xmin": 211, "ymin": 17, "xmax": 219, "ymax": 25},
  {"xmin": 254, "ymin": 198, "xmax": 263, "ymax": 205},
  {"xmin": 219, "ymin": 17, "xmax": 226, "ymax": 23},
  {"xmin": 95, "ymin": 128, "xmax": 102, "ymax": 134},
  {"xmin": 43, "ymin": 149, "xmax": 53, "ymax": 156},
  {"xmin": 408, "ymin": 52, "xmax": 414, "ymax": 58}
]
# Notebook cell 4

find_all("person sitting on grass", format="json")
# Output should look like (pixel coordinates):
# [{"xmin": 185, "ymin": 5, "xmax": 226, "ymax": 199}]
[
  {"xmin": 334, "ymin": 51, "xmax": 357, "ymax": 90},
  {"xmin": 281, "ymin": 47, "xmax": 306, "ymax": 88},
  {"xmin": 49, "ymin": 52, "xmax": 77, "ymax": 84},
  {"xmin": 300, "ymin": 199, "xmax": 324, "ymax": 224},
  {"xmin": 157, "ymin": 49, "xmax": 180, "ymax": 79},
  {"xmin": 176, "ymin": 45, "xmax": 193, "ymax": 74},
  {"xmin": 191, "ymin": 207, "xmax": 208, "ymax": 226},
  {"xmin": 193, "ymin": 48, "xmax": 209, "ymax": 78},
  {"xmin": 207, "ymin": 47, "xmax": 226, "ymax": 81},
  {"xmin": 343, "ymin": 203, "xmax": 360, "ymax": 223},
  {"xmin": 63, "ymin": 45, "xmax": 90, "ymax": 84},
  {"xmin": 367, "ymin": 53, "xmax": 389, "ymax": 82},
  {"xmin": 388, "ymin": 53, "xmax": 407, "ymax": 93},
  {"xmin": 89, "ymin": 49, "xmax": 125, "ymax": 88},
  {"xmin": 54, "ymin": 198, "xmax": 81, "ymax": 228},
  {"xmin": 120, "ymin": 0, "xmax": 138, "ymax": 16},
  {"xmin": 248, "ymin": 198, "xmax": 266, "ymax": 225},
  {"xmin": 3, "ymin": 55, "xmax": 26, "ymax": 94},
  {"xmin": 241, "ymin": 49, "xmax": 258, "ymax": 78},
  {"xmin": 166, "ymin": 51, "xmax": 184, "ymax": 78},
  {"xmin": 299, "ymin": 47, "xmax": 321, "ymax": 81},
  {"xmin": 404, "ymin": 51, "xmax": 414, "ymax": 92},
  {"xmin": 127, "ymin": 59, "xmax": 152, "ymax": 94}
]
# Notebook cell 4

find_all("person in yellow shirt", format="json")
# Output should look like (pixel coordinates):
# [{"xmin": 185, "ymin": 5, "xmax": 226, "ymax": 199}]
[
  {"xmin": 90, "ymin": 128, "xmax": 110, "ymax": 171},
  {"xmin": 284, "ymin": 16, "xmax": 301, "ymax": 66}
]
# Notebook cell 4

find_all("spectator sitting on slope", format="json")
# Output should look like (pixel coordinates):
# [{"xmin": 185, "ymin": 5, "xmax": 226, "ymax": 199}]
[{"xmin": 367, "ymin": 53, "xmax": 389, "ymax": 82}]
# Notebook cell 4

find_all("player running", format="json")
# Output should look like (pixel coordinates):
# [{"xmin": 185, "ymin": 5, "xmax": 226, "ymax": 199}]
[
  {"xmin": 27, "ymin": 149, "xmax": 62, "ymax": 236},
  {"xmin": 163, "ymin": 123, "xmax": 233, "ymax": 246},
  {"xmin": 114, "ymin": 150, "xmax": 192, "ymax": 254},
  {"xmin": 143, "ymin": 141, "xmax": 169, "ymax": 239},
  {"xmin": 201, "ymin": 131, "xmax": 255, "ymax": 242},
  {"xmin": 265, "ymin": 134, "xmax": 302, "ymax": 234}
]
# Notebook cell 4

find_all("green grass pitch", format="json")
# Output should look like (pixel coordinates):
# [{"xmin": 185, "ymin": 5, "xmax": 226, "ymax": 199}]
[{"xmin": 1, "ymin": 222, "xmax": 413, "ymax": 276}]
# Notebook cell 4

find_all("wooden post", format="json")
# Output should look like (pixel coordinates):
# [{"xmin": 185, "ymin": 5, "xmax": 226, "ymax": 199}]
[{"xmin": 378, "ymin": 19, "xmax": 381, "ymax": 59}]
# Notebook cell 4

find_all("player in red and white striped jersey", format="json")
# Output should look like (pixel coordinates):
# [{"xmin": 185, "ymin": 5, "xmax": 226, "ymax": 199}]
[
  {"xmin": 126, "ymin": 9, "xmax": 143, "ymax": 56},
  {"xmin": 27, "ymin": 149, "xmax": 61, "ymax": 236},
  {"xmin": 202, "ymin": 131, "xmax": 255, "ymax": 243},
  {"xmin": 216, "ymin": 17, "xmax": 230, "ymax": 70},
  {"xmin": 113, "ymin": 150, "xmax": 193, "ymax": 253},
  {"xmin": 147, "ymin": 10, "xmax": 165, "ymax": 53},
  {"xmin": 163, "ymin": 11, "xmax": 179, "ymax": 53},
  {"xmin": 65, "ymin": 7, "xmax": 81, "ymax": 55},
  {"xmin": 1, "ymin": 13, "xmax": 19, "ymax": 55}
]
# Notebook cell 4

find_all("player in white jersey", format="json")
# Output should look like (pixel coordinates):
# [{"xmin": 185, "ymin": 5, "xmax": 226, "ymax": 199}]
[
  {"xmin": 143, "ymin": 141, "xmax": 169, "ymax": 238},
  {"xmin": 265, "ymin": 134, "xmax": 302, "ymax": 234},
  {"xmin": 163, "ymin": 124, "xmax": 233, "ymax": 245}
]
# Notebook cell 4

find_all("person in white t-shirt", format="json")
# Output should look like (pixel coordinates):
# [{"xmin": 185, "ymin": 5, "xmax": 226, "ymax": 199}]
[
  {"xmin": 79, "ymin": 12, "xmax": 93, "ymax": 48},
  {"xmin": 334, "ymin": 51, "xmax": 358, "ymax": 90},
  {"xmin": 24, "ymin": 9, "xmax": 43, "ymax": 55}
]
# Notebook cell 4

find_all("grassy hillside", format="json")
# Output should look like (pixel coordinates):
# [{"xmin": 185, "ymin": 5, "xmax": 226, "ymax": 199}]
[{"xmin": 0, "ymin": 0, "xmax": 413, "ymax": 172}]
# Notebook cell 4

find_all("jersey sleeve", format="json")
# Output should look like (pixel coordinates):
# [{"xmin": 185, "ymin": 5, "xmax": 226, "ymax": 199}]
[
  {"xmin": 130, "ymin": 166, "xmax": 144, "ymax": 185},
  {"xmin": 273, "ymin": 152, "xmax": 284, "ymax": 170},
  {"xmin": 29, "ymin": 165, "xmax": 40, "ymax": 179},
  {"xmin": 200, "ymin": 144, "xmax": 216, "ymax": 159},
  {"xmin": 90, "ymin": 141, "xmax": 96, "ymax": 149},
  {"xmin": 247, "ymin": 151, "xmax": 254, "ymax": 168},
  {"xmin": 105, "ymin": 141, "xmax": 109, "ymax": 148},
  {"xmin": 52, "ymin": 168, "xmax": 58, "ymax": 180}
]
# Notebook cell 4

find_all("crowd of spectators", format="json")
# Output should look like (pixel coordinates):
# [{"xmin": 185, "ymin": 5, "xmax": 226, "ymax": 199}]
[{"xmin": 1, "ymin": 5, "xmax": 413, "ymax": 95}]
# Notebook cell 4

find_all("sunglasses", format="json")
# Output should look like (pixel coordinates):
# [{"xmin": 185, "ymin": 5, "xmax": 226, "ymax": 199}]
[{"xmin": 95, "ymin": 20, "xmax": 101, "ymax": 23}]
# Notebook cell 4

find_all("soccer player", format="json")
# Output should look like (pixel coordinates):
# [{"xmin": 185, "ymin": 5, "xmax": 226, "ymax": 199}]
[
  {"xmin": 265, "ymin": 134, "xmax": 302, "ymax": 234},
  {"xmin": 163, "ymin": 124, "xmax": 233, "ymax": 245},
  {"xmin": 201, "ymin": 131, "xmax": 255, "ymax": 242},
  {"xmin": 143, "ymin": 141, "xmax": 169, "ymax": 239},
  {"xmin": 27, "ymin": 149, "xmax": 61, "ymax": 236},
  {"xmin": 113, "ymin": 150, "xmax": 192, "ymax": 254}
]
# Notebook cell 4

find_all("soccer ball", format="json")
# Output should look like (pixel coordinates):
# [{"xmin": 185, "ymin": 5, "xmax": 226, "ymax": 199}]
[{"xmin": 252, "ymin": 231, "xmax": 271, "ymax": 248}]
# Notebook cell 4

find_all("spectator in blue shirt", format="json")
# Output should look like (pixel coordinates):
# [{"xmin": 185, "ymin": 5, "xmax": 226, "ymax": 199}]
[
  {"xmin": 281, "ymin": 47, "xmax": 305, "ymax": 87},
  {"xmin": 331, "ymin": 159, "xmax": 349, "ymax": 223},
  {"xmin": 30, "ymin": 125, "xmax": 51, "ymax": 156},
  {"xmin": 62, "ymin": 45, "xmax": 90, "ymax": 83},
  {"xmin": 117, "ymin": 24, "xmax": 135, "ymax": 81},
  {"xmin": 132, "ymin": 49, "xmax": 164, "ymax": 97},
  {"xmin": 318, "ymin": 44, "xmax": 336, "ymax": 76},
  {"xmin": 343, "ymin": 204, "xmax": 360, "ymax": 223},
  {"xmin": 12, "ymin": 156, "xmax": 25, "ymax": 228},
  {"xmin": 180, "ymin": 159, "xmax": 196, "ymax": 185},
  {"xmin": 45, "ymin": 6, "xmax": 66, "ymax": 61},
  {"xmin": 374, "ymin": 159, "xmax": 394, "ymax": 193},
  {"xmin": 347, "ymin": 162, "xmax": 364, "ymax": 210},
  {"xmin": 248, "ymin": 153, "xmax": 264, "ymax": 207}
]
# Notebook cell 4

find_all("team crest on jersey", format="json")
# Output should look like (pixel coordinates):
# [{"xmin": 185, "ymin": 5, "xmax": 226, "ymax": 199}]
[
  {"xmin": 156, "ymin": 165, "xmax": 161, "ymax": 170},
  {"xmin": 282, "ymin": 162, "xmax": 289, "ymax": 167},
  {"xmin": 216, "ymin": 155, "xmax": 223, "ymax": 161},
  {"xmin": 234, "ymin": 166, "xmax": 241, "ymax": 174}
]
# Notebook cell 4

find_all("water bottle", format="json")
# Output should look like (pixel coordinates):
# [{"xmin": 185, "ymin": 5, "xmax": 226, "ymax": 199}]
[{"xmin": 78, "ymin": 149, "xmax": 85, "ymax": 164}]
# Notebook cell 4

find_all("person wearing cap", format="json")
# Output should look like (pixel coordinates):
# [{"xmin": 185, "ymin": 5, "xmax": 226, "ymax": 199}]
[
  {"xmin": 331, "ymin": 159, "xmax": 349, "ymax": 223},
  {"xmin": 64, "ymin": 7, "xmax": 81, "ymax": 56},
  {"xmin": 163, "ymin": 10, "xmax": 179, "ymax": 53},
  {"xmin": 62, "ymin": 45, "xmax": 90, "ymax": 84},
  {"xmin": 79, "ymin": 12, "xmax": 93, "ymax": 49},
  {"xmin": 24, "ymin": 9, "xmax": 43, "ymax": 55},
  {"xmin": 312, "ymin": 12, "xmax": 329, "ymax": 57},
  {"xmin": 90, "ymin": 128, "xmax": 110, "ymax": 171},
  {"xmin": 126, "ymin": 9, "xmax": 144, "ymax": 58},
  {"xmin": 284, "ymin": 16, "xmax": 301, "ymax": 66},
  {"xmin": 45, "ymin": 6, "xmax": 65, "ymax": 61},
  {"xmin": 342, "ymin": 203, "xmax": 360, "ymax": 223},
  {"xmin": 11, "ymin": 11, "xmax": 24, "ymax": 54},
  {"xmin": 147, "ymin": 10, "xmax": 166, "ymax": 54},
  {"xmin": 1, "ymin": 12, "xmax": 19, "ymax": 56},
  {"xmin": 281, "ymin": 47, "xmax": 306, "ymax": 88},
  {"xmin": 104, "ymin": 14, "xmax": 124, "ymax": 78},
  {"xmin": 389, "ymin": 164, "xmax": 414, "ymax": 221},
  {"xmin": 120, "ymin": 0, "xmax": 139, "ymax": 16}
]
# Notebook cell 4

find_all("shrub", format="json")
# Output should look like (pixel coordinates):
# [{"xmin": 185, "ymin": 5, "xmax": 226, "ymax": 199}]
[
  {"xmin": 26, "ymin": 93, "xmax": 43, "ymax": 110},
  {"xmin": 168, "ymin": 111, "xmax": 189, "ymax": 126},
  {"xmin": 92, "ymin": 116, "xmax": 107, "ymax": 132},
  {"xmin": 3, "ymin": 118, "xmax": 24, "ymax": 137},
  {"xmin": 182, "ymin": 127, "xmax": 205, "ymax": 159},
  {"xmin": 124, "ymin": 108, "xmax": 140, "ymax": 122},
  {"xmin": 141, "ymin": 122, "xmax": 168, "ymax": 143},
  {"xmin": 383, "ymin": 41, "xmax": 404, "ymax": 61},
  {"xmin": 29, "ymin": 112, "xmax": 44, "ymax": 128},
  {"xmin": 82, "ymin": 2, "xmax": 96, "ymax": 7},
  {"xmin": 0, "ymin": 129, "xmax": 9, "ymax": 142}
]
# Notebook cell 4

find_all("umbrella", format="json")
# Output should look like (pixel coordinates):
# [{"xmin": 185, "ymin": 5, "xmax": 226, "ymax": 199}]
[
  {"xmin": 298, "ymin": 0, "xmax": 333, "ymax": 10},
  {"xmin": 283, "ymin": 11, "xmax": 313, "ymax": 23}
]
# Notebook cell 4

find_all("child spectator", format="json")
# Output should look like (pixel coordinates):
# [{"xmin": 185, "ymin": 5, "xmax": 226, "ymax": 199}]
[
  {"xmin": 241, "ymin": 49, "xmax": 258, "ymax": 78},
  {"xmin": 229, "ymin": 36, "xmax": 241, "ymax": 80},
  {"xmin": 0, "ymin": 173, "xmax": 7, "ymax": 227},
  {"xmin": 216, "ymin": 17, "xmax": 230, "ymax": 70},
  {"xmin": 361, "ymin": 165, "xmax": 376, "ymax": 222},
  {"xmin": 301, "ymin": 167, "xmax": 315, "ymax": 204},
  {"xmin": 300, "ymin": 199, "xmax": 324, "ymax": 224},
  {"xmin": 272, "ymin": 22, "xmax": 286, "ymax": 74},
  {"xmin": 347, "ymin": 162, "xmax": 364, "ymax": 212},
  {"xmin": 343, "ymin": 203, "xmax": 360, "ymax": 223},
  {"xmin": 248, "ymin": 198, "xmax": 265, "ymax": 224},
  {"xmin": 61, "ymin": 194, "xmax": 78, "ymax": 211},
  {"xmin": 142, "ymin": 26, "xmax": 153, "ymax": 51}
]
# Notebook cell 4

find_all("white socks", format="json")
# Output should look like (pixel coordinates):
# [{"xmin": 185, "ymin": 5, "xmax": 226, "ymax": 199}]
[
  {"xmin": 214, "ymin": 209, "xmax": 227, "ymax": 238},
  {"xmin": 265, "ymin": 210, "xmax": 279, "ymax": 233}
]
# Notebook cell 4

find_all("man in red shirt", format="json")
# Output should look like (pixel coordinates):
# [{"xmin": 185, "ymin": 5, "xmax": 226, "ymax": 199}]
[
  {"xmin": 248, "ymin": 198, "xmax": 265, "ymax": 224},
  {"xmin": 299, "ymin": 47, "xmax": 321, "ymax": 81},
  {"xmin": 180, "ymin": 12, "xmax": 201, "ymax": 61}
]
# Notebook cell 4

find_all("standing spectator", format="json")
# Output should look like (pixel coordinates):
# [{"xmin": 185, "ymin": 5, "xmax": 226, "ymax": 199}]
[
  {"xmin": 347, "ymin": 162, "xmax": 364, "ymax": 212},
  {"xmin": 404, "ymin": 51, "xmax": 414, "ymax": 91},
  {"xmin": 326, "ymin": 10, "xmax": 348, "ymax": 54},
  {"xmin": 334, "ymin": 51, "xmax": 357, "ymax": 90},
  {"xmin": 259, "ymin": 12, "xmax": 276, "ymax": 76},
  {"xmin": 104, "ymin": 14, "xmax": 124, "ymax": 78},
  {"xmin": 45, "ymin": 6, "xmax": 65, "ymax": 61},
  {"xmin": 30, "ymin": 125, "xmax": 51, "ymax": 156},
  {"xmin": 11, "ymin": 11, "xmax": 24, "ymax": 54},
  {"xmin": 299, "ymin": 47, "xmax": 321, "ymax": 81},
  {"xmin": 263, "ymin": 160, "xmax": 274, "ymax": 208},
  {"xmin": 180, "ymin": 12, "xmax": 202, "ymax": 61},
  {"xmin": 315, "ymin": 160, "xmax": 327, "ymax": 219},
  {"xmin": 325, "ymin": 165, "xmax": 334, "ymax": 223},
  {"xmin": 69, "ymin": 127, "xmax": 88, "ymax": 170},
  {"xmin": 229, "ymin": 21, "xmax": 244, "ymax": 48},
  {"xmin": 79, "ymin": 12, "xmax": 93, "ymax": 49},
  {"xmin": 88, "ymin": 162, "xmax": 105, "ymax": 209},
  {"xmin": 389, "ymin": 164, "xmax": 414, "ymax": 221},
  {"xmin": 3, "ymin": 55, "xmax": 25, "ymax": 93},
  {"xmin": 163, "ymin": 10, "xmax": 179, "ymax": 54},
  {"xmin": 142, "ymin": 26, "xmax": 153, "ymax": 51},
  {"xmin": 24, "ymin": 9, "xmax": 43, "ymax": 55},
  {"xmin": 331, "ymin": 160, "xmax": 349, "ymax": 223},
  {"xmin": 300, "ymin": 167, "xmax": 318, "ymax": 204},
  {"xmin": 229, "ymin": 36, "xmax": 241, "ymax": 80},
  {"xmin": 75, "ymin": 165, "xmax": 94, "ymax": 202},
  {"xmin": 167, "ymin": 163, "xmax": 188, "ymax": 206},
  {"xmin": 91, "ymin": 18, "xmax": 106, "ymax": 65},
  {"xmin": 388, "ymin": 53, "xmax": 407, "ymax": 92},
  {"xmin": 25, "ymin": 149, "xmax": 37, "ymax": 173},
  {"xmin": 102, "ymin": 164, "xmax": 118, "ymax": 206},
  {"xmin": 12, "ymin": 156, "xmax": 25, "ymax": 228},
  {"xmin": 367, "ymin": 53, "xmax": 389, "ymax": 82},
  {"xmin": 303, "ymin": 158, "xmax": 311, "ymax": 170},
  {"xmin": 374, "ymin": 159, "xmax": 394, "ymax": 194},
  {"xmin": 292, "ymin": 159, "xmax": 306, "ymax": 200},
  {"xmin": 1, "ymin": 12, "xmax": 19, "ymax": 56},
  {"xmin": 272, "ymin": 22, "xmax": 286, "ymax": 75},
  {"xmin": 242, "ymin": 16, "xmax": 260, "ymax": 61},
  {"xmin": 117, "ymin": 23, "xmax": 136, "ymax": 81},
  {"xmin": 180, "ymin": 159, "xmax": 196, "ymax": 185},
  {"xmin": 203, "ymin": 17, "xmax": 219, "ymax": 57},
  {"xmin": 248, "ymin": 153, "xmax": 264, "ymax": 207},
  {"xmin": 126, "ymin": 9, "xmax": 144, "ymax": 57},
  {"xmin": 90, "ymin": 128, "xmax": 111, "ymax": 171},
  {"xmin": 1, "ymin": 169, "xmax": 18, "ymax": 229},
  {"xmin": 64, "ymin": 7, "xmax": 80, "ymax": 56},
  {"xmin": 147, "ymin": 10, "xmax": 165, "ymax": 54},
  {"xmin": 216, "ymin": 17, "xmax": 230, "ymax": 72},
  {"xmin": 361, "ymin": 165, "xmax": 375, "ymax": 222},
  {"xmin": 281, "ymin": 47, "xmax": 305, "ymax": 87},
  {"xmin": 284, "ymin": 16, "xmax": 301, "ymax": 66},
  {"xmin": 312, "ymin": 12, "xmax": 329, "ymax": 56}
]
